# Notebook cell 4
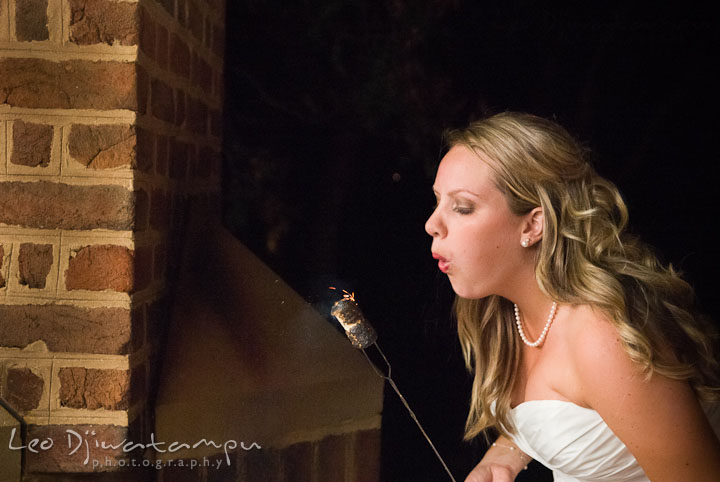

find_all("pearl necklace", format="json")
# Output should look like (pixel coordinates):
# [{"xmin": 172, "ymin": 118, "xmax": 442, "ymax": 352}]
[{"xmin": 513, "ymin": 301, "xmax": 557, "ymax": 347}]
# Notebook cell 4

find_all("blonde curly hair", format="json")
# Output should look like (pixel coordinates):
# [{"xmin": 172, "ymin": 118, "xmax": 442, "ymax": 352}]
[{"xmin": 446, "ymin": 112, "xmax": 720, "ymax": 440}]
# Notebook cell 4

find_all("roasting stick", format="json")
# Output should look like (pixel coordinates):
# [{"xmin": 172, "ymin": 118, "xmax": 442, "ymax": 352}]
[{"xmin": 330, "ymin": 290, "xmax": 458, "ymax": 482}]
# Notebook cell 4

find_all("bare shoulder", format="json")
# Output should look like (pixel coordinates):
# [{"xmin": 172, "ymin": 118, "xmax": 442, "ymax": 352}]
[
  {"xmin": 562, "ymin": 304, "xmax": 720, "ymax": 481},
  {"xmin": 564, "ymin": 305, "xmax": 633, "ymax": 383},
  {"xmin": 563, "ymin": 304, "xmax": 688, "ymax": 410}
]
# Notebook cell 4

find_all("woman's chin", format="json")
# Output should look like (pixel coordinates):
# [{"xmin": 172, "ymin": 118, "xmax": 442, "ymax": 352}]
[{"xmin": 449, "ymin": 282, "xmax": 485, "ymax": 300}]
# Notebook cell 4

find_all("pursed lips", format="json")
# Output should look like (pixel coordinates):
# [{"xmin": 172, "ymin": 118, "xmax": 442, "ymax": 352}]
[{"xmin": 432, "ymin": 252, "xmax": 450, "ymax": 273}]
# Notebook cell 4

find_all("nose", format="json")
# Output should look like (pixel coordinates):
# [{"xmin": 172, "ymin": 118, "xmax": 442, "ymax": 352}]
[{"xmin": 425, "ymin": 207, "xmax": 445, "ymax": 238}]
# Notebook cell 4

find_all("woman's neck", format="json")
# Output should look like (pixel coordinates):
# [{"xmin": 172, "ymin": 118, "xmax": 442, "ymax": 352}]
[{"xmin": 503, "ymin": 274, "xmax": 556, "ymax": 338}]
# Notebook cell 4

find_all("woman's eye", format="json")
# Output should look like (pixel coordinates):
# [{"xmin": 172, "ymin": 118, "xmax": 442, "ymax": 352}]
[{"xmin": 453, "ymin": 204, "xmax": 474, "ymax": 215}]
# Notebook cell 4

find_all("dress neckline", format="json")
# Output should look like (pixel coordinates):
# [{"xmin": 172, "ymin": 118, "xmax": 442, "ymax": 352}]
[{"xmin": 510, "ymin": 398, "xmax": 595, "ymax": 412}]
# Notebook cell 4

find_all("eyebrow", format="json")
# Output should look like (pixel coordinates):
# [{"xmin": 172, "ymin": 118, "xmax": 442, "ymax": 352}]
[{"xmin": 432, "ymin": 188, "xmax": 481, "ymax": 198}]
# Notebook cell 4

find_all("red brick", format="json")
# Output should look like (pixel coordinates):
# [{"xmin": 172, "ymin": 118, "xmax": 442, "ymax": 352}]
[
  {"xmin": 169, "ymin": 140, "xmax": 189, "ymax": 179},
  {"xmin": 135, "ymin": 127, "xmax": 155, "ymax": 172},
  {"xmin": 25, "ymin": 471, "xmax": 153, "ymax": 481},
  {"xmin": 65, "ymin": 244, "xmax": 138, "ymax": 292},
  {"xmin": 0, "ymin": 245, "xmax": 6, "ymax": 288},
  {"xmin": 207, "ymin": 452, "xmax": 237, "ymax": 482},
  {"xmin": 151, "ymin": 78, "xmax": 174, "ymax": 123},
  {"xmin": 211, "ymin": 150, "xmax": 222, "ymax": 176},
  {"xmin": 0, "ymin": 304, "xmax": 133, "ymax": 354},
  {"xmin": 187, "ymin": 143, "xmax": 197, "ymax": 177},
  {"xmin": 137, "ymin": 65, "xmax": 149, "ymax": 115},
  {"xmin": 127, "ymin": 412, "xmax": 145, "ymax": 454},
  {"xmin": 177, "ymin": 0, "xmax": 188, "ymax": 27},
  {"xmin": 68, "ymin": 124, "xmax": 136, "ymax": 169},
  {"xmin": 175, "ymin": 88, "xmax": 186, "ymax": 127},
  {"xmin": 130, "ymin": 305, "xmax": 145, "ymax": 351},
  {"xmin": 130, "ymin": 363, "xmax": 146, "ymax": 405},
  {"xmin": 169, "ymin": 192, "xmax": 187, "ymax": 236},
  {"xmin": 158, "ymin": 0, "xmax": 175, "ymax": 17},
  {"xmin": 153, "ymin": 242, "xmax": 167, "ymax": 280},
  {"xmin": 187, "ymin": 96, "xmax": 207, "ymax": 135},
  {"xmin": 204, "ymin": 17, "xmax": 212, "ymax": 47},
  {"xmin": 160, "ymin": 460, "xmax": 203, "ymax": 482},
  {"xmin": 139, "ymin": 7, "xmax": 155, "ymax": 59},
  {"xmin": 0, "ymin": 58, "xmax": 136, "ymax": 110},
  {"xmin": 188, "ymin": 1, "xmax": 203, "ymax": 41},
  {"xmin": 214, "ymin": 68, "xmax": 224, "ymax": 99},
  {"xmin": 241, "ymin": 447, "xmax": 281, "ymax": 481},
  {"xmin": 0, "ymin": 181, "xmax": 139, "ymax": 230},
  {"xmin": 170, "ymin": 33, "xmax": 190, "ymax": 78},
  {"xmin": 212, "ymin": 24, "xmax": 225, "ymax": 58},
  {"xmin": 25, "ymin": 424, "xmax": 132, "ymax": 473},
  {"xmin": 317, "ymin": 434, "xmax": 348, "ymax": 482},
  {"xmin": 133, "ymin": 245, "xmax": 153, "ymax": 291},
  {"xmin": 191, "ymin": 52, "xmax": 212, "ymax": 92},
  {"xmin": 354, "ymin": 429, "xmax": 381, "ymax": 482},
  {"xmin": 146, "ymin": 297, "xmax": 169, "ymax": 349},
  {"xmin": 16, "ymin": 0, "xmax": 49, "ymax": 41},
  {"xmin": 11, "ymin": 120, "xmax": 53, "ymax": 167},
  {"xmin": 150, "ymin": 189, "xmax": 170, "ymax": 230},
  {"xmin": 208, "ymin": 0, "xmax": 225, "ymax": 14},
  {"xmin": 210, "ymin": 108, "xmax": 222, "ymax": 137},
  {"xmin": 5, "ymin": 367, "xmax": 44, "ymax": 412},
  {"xmin": 194, "ymin": 146, "xmax": 213, "ymax": 178},
  {"xmin": 69, "ymin": 0, "xmax": 138, "ymax": 46},
  {"xmin": 156, "ymin": 134, "xmax": 169, "ymax": 176},
  {"xmin": 18, "ymin": 243, "xmax": 53, "ymax": 289},
  {"xmin": 283, "ymin": 441, "xmax": 313, "ymax": 482},
  {"xmin": 59, "ymin": 367, "xmax": 129, "ymax": 410},
  {"xmin": 135, "ymin": 189, "xmax": 149, "ymax": 232},
  {"xmin": 156, "ymin": 24, "xmax": 169, "ymax": 69}
]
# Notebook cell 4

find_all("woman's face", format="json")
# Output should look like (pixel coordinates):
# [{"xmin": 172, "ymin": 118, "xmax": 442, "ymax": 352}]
[{"xmin": 425, "ymin": 145, "xmax": 527, "ymax": 299}]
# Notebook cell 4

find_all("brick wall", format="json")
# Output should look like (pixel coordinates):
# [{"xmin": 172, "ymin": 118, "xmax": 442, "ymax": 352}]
[{"xmin": 0, "ymin": 0, "xmax": 224, "ymax": 477}]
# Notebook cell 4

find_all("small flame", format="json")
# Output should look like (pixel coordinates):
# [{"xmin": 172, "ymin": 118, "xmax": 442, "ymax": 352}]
[
  {"xmin": 329, "ymin": 286, "xmax": 356, "ymax": 302},
  {"xmin": 329, "ymin": 288, "xmax": 377, "ymax": 349}
]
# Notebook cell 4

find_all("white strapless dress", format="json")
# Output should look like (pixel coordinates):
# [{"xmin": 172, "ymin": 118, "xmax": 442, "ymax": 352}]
[{"xmin": 505, "ymin": 399, "xmax": 720, "ymax": 482}]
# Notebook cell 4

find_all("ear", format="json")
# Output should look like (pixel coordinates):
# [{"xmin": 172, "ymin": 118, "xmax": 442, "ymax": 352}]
[{"xmin": 520, "ymin": 207, "xmax": 544, "ymax": 247}]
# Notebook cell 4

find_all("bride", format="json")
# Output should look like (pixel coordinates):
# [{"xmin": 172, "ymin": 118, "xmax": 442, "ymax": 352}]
[{"xmin": 425, "ymin": 112, "xmax": 720, "ymax": 481}]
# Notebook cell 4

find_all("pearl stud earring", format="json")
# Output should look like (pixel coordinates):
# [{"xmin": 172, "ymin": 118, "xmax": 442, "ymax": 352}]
[{"xmin": 521, "ymin": 238, "xmax": 530, "ymax": 248}]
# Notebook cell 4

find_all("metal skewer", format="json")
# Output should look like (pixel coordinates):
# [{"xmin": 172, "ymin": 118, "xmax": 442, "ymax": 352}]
[{"xmin": 330, "ymin": 295, "xmax": 457, "ymax": 482}]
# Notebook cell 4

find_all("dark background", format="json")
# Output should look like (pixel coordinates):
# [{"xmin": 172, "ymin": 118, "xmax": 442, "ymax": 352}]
[{"xmin": 221, "ymin": 2, "xmax": 718, "ymax": 481}]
